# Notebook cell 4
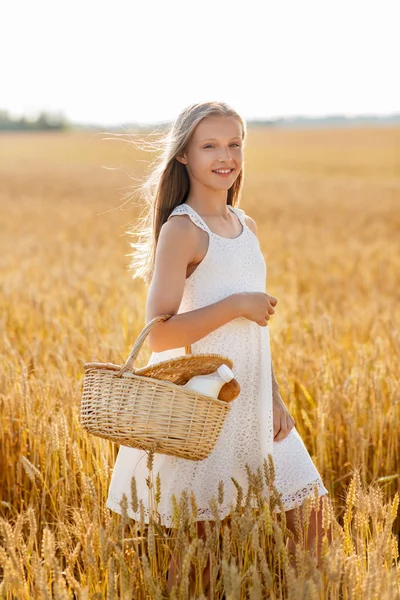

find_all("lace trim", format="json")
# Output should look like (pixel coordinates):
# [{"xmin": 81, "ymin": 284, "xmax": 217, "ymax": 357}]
[
  {"xmin": 169, "ymin": 204, "xmax": 247, "ymax": 237},
  {"xmin": 107, "ymin": 479, "xmax": 329, "ymax": 527},
  {"xmin": 274, "ymin": 480, "xmax": 329, "ymax": 513},
  {"xmin": 168, "ymin": 204, "xmax": 210, "ymax": 234}
]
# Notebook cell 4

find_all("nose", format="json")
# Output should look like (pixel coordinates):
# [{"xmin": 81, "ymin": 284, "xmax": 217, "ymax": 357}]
[{"xmin": 218, "ymin": 147, "xmax": 233, "ymax": 163}]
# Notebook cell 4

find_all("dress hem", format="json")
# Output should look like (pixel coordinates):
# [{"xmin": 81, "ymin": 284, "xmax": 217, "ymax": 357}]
[{"xmin": 106, "ymin": 481, "xmax": 329, "ymax": 527}]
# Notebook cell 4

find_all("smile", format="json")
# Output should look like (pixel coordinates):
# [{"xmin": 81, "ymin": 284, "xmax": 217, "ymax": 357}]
[{"xmin": 212, "ymin": 169, "xmax": 234, "ymax": 176}]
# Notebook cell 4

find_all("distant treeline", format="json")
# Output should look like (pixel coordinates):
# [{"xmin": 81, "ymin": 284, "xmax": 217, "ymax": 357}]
[
  {"xmin": 0, "ymin": 109, "xmax": 69, "ymax": 131},
  {"xmin": 1, "ymin": 108, "xmax": 400, "ymax": 132},
  {"xmin": 107, "ymin": 113, "xmax": 400, "ymax": 131}
]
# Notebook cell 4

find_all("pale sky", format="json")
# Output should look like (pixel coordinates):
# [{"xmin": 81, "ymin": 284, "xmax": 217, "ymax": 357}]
[{"xmin": 2, "ymin": 0, "xmax": 399, "ymax": 126}]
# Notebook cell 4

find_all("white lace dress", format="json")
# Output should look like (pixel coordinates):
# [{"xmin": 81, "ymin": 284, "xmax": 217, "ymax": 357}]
[{"xmin": 106, "ymin": 203, "xmax": 329, "ymax": 526}]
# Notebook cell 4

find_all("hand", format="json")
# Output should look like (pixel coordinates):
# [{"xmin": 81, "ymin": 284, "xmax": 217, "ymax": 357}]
[
  {"xmin": 236, "ymin": 292, "xmax": 278, "ymax": 327},
  {"xmin": 273, "ymin": 392, "xmax": 295, "ymax": 442}
]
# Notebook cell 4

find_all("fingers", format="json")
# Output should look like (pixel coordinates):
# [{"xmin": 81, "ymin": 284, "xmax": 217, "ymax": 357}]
[
  {"xmin": 266, "ymin": 303, "xmax": 276, "ymax": 320},
  {"xmin": 274, "ymin": 415, "xmax": 295, "ymax": 442},
  {"xmin": 261, "ymin": 308, "xmax": 274, "ymax": 326},
  {"xmin": 274, "ymin": 415, "xmax": 285, "ymax": 441},
  {"xmin": 274, "ymin": 427, "xmax": 290, "ymax": 442},
  {"xmin": 259, "ymin": 313, "xmax": 270, "ymax": 326},
  {"xmin": 259, "ymin": 293, "xmax": 277, "ymax": 327}
]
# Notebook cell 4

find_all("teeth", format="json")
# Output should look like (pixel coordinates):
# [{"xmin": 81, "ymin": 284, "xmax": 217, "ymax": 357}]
[{"xmin": 213, "ymin": 169, "xmax": 232, "ymax": 173}]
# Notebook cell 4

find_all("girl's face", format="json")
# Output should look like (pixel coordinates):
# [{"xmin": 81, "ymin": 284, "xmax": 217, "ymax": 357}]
[{"xmin": 176, "ymin": 115, "xmax": 244, "ymax": 190}]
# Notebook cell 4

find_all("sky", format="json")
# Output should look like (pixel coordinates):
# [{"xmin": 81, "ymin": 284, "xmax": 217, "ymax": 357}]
[{"xmin": 2, "ymin": 0, "xmax": 399, "ymax": 126}]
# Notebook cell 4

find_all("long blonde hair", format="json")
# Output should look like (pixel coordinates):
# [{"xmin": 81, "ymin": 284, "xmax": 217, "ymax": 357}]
[{"xmin": 123, "ymin": 101, "xmax": 247, "ymax": 285}]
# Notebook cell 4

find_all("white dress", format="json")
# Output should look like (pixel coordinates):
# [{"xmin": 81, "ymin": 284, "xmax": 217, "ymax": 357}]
[{"xmin": 106, "ymin": 203, "xmax": 329, "ymax": 527}]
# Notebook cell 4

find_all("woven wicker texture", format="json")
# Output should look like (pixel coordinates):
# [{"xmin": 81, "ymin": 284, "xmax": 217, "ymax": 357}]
[
  {"xmin": 80, "ymin": 314, "xmax": 240, "ymax": 460},
  {"xmin": 83, "ymin": 355, "xmax": 240, "ymax": 402}
]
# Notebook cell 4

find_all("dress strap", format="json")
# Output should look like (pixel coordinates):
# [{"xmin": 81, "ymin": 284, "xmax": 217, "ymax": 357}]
[
  {"xmin": 169, "ymin": 203, "xmax": 246, "ymax": 233},
  {"xmin": 228, "ymin": 205, "xmax": 246, "ymax": 228},
  {"xmin": 167, "ymin": 203, "xmax": 212, "ymax": 234}
]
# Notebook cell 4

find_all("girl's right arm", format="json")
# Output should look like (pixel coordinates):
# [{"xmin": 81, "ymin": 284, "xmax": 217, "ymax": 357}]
[
  {"xmin": 145, "ymin": 216, "xmax": 242, "ymax": 352},
  {"xmin": 145, "ymin": 216, "xmax": 277, "ymax": 352}
]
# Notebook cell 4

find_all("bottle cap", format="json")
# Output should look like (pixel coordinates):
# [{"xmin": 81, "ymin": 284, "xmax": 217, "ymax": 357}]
[{"xmin": 217, "ymin": 364, "xmax": 234, "ymax": 383}]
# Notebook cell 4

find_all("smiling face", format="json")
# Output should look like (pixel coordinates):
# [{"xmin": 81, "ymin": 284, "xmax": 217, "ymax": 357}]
[{"xmin": 176, "ymin": 115, "xmax": 244, "ymax": 190}]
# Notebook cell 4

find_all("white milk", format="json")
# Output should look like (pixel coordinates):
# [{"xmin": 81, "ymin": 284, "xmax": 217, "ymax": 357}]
[{"xmin": 181, "ymin": 364, "xmax": 234, "ymax": 399}]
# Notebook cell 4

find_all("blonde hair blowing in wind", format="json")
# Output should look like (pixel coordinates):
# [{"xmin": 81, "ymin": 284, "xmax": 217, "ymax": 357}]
[{"xmin": 122, "ymin": 101, "xmax": 247, "ymax": 286}]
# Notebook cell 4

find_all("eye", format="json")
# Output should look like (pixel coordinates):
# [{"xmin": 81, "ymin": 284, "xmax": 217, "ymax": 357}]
[{"xmin": 203, "ymin": 143, "xmax": 241, "ymax": 149}]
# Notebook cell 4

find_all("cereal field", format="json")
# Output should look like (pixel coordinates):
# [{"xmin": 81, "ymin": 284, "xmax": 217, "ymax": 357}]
[{"xmin": 0, "ymin": 126, "xmax": 399, "ymax": 598}]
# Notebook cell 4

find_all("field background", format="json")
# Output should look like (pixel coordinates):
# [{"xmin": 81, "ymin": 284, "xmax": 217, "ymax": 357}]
[{"xmin": 1, "ymin": 127, "xmax": 400, "ymax": 598}]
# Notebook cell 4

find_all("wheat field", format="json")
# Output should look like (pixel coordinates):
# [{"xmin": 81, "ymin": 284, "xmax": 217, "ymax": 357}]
[{"xmin": 0, "ymin": 127, "xmax": 399, "ymax": 598}]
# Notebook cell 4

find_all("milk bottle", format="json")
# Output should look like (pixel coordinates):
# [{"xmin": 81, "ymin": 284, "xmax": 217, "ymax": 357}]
[{"xmin": 182, "ymin": 364, "xmax": 234, "ymax": 399}]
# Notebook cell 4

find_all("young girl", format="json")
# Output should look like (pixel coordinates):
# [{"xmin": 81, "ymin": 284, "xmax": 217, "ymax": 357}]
[{"xmin": 106, "ymin": 101, "xmax": 331, "ymax": 588}]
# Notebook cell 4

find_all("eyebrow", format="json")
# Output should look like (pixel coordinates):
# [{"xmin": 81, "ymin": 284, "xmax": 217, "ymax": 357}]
[{"xmin": 199, "ymin": 136, "xmax": 242, "ymax": 142}]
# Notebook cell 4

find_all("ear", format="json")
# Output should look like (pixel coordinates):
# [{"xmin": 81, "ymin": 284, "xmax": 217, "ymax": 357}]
[{"xmin": 176, "ymin": 153, "xmax": 188, "ymax": 165}]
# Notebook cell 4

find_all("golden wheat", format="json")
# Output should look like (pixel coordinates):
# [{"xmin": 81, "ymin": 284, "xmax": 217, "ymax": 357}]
[{"xmin": 0, "ymin": 128, "xmax": 399, "ymax": 598}]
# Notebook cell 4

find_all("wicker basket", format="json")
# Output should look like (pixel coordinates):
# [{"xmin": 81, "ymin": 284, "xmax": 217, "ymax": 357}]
[{"xmin": 80, "ymin": 314, "xmax": 241, "ymax": 461}]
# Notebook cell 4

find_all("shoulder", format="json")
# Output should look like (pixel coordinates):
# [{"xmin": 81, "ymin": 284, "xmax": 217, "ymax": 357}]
[
  {"xmin": 163, "ymin": 209, "xmax": 195, "ymax": 234},
  {"xmin": 244, "ymin": 213, "xmax": 258, "ymax": 236},
  {"xmin": 232, "ymin": 205, "xmax": 257, "ymax": 236},
  {"xmin": 158, "ymin": 211, "xmax": 198, "ymax": 250}
]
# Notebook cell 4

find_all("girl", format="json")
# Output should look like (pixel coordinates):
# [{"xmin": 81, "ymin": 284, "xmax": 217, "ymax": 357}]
[{"xmin": 106, "ymin": 101, "xmax": 331, "ymax": 591}]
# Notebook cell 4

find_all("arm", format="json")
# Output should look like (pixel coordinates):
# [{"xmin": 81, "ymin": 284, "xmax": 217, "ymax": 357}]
[
  {"xmin": 146, "ymin": 216, "xmax": 243, "ymax": 353},
  {"xmin": 271, "ymin": 355, "xmax": 296, "ymax": 440}
]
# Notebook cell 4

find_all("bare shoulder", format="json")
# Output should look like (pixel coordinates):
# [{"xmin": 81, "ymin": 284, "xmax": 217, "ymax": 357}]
[
  {"xmin": 157, "ymin": 212, "xmax": 200, "ymax": 260},
  {"xmin": 159, "ymin": 212, "xmax": 198, "ymax": 245},
  {"xmin": 244, "ymin": 213, "xmax": 258, "ymax": 236},
  {"xmin": 162, "ymin": 211, "xmax": 196, "ymax": 235}
]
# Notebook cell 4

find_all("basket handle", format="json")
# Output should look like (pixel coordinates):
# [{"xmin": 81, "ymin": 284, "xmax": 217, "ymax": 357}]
[{"xmin": 116, "ymin": 314, "xmax": 192, "ymax": 376}]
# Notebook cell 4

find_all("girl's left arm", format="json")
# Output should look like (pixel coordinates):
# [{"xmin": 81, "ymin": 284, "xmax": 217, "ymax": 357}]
[{"xmin": 271, "ymin": 357, "xmax": 296, "ymax": 440}]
